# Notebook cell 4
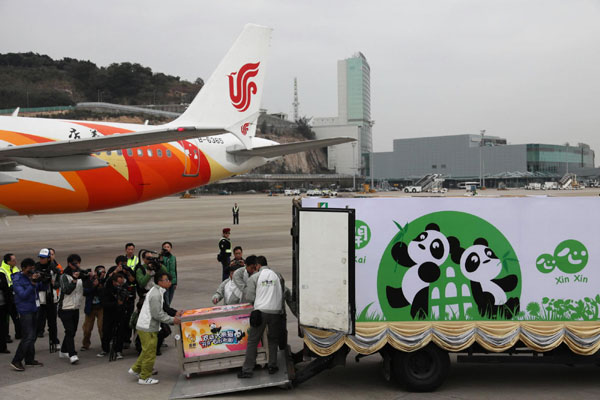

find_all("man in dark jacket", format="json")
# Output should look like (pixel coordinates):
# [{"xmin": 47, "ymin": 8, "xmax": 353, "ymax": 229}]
[
  {"xmin": 81, "ymin": 265, "xmax": 105, "ymax": 351},
  {"xmin": 98, "ymin": 273, "xmax": 127, "ymax": 359},
  {"xmin": 218, "ymin": 228, "xmax": 232, "ymax": 281},
  {"xmin": 35, "ymin": 248, "xmax": 60, "ymax": 346},
  {"xmin": 10, "ymin": 258, "xmax": 43, "ymax": 371}
]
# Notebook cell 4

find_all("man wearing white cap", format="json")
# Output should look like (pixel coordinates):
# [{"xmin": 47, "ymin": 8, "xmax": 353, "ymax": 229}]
[{"xmin": 35, "ymin": 248, "xmax": 60, "ymax": 347}]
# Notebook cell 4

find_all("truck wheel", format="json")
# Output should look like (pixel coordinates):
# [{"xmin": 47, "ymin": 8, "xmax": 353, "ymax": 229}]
[
  {"xmin": 392, "ymin": 345, "xmax": 450, "ymax": 392},
  {"xmin": 404, "ymin": 188, "xmax": 409, "ymax": 193},
  {"xmin": 411, "ymin": 188, "xmax": 417, "ymax": 193}
]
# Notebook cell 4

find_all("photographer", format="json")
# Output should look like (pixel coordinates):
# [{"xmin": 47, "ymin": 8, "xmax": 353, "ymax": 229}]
[
  {"xmin": 58, "ymin": 254, "xmax": 88, "ymax": 364},
  {"xmin": 128, "ymin": 271, "xmax": 181, "ymax": 385},
  {"xmin": 10, "ymin": 258, "xmax": 43, "ymax": 371},
  {"xmin": 35, "ymin": 248, "xmax": 60, "ymax": 346},
  {"xmin": 135, "ymin": 251, "xmax": 168, "ymax": 299},
  {"xmin": 229, "ymin": 246, "xmax": 245, "ymax": 270},
  {"xmin": 98, "ymin": 272, "xmax": 127, "ymax": 359},
  {"xmin": 160, "ymin": 242, "xmax": 177, "ymax": 304},
  {"xmin": 1, "ymin": 253, "xmax": 21, "ymax": 343},
  {"xmin": 81, "ymin": 265, "xmax": 105, "ymax": 351},
  {"xmin": 109, "ymin": 256, "xmax": 137, "ymax": 349}
]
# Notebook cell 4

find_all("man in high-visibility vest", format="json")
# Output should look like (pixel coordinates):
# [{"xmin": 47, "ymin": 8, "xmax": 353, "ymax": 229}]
[
  {"xmin": 218, "ymin": 228, "xmax": 232, "ymax": 281},
  {"xmin": 123, "ymin": 243, "xmax": 138, "ymax": 349},
  {"xmin": 125, "ymin": 243, "xmax": 139, "ymax": 269},
  {"xmin": 1, "ymin": 253, "xmax": 21, "ymax": 342},
  {"xmin": 232, "ymin": 203, "xmax": 240, "ymax": 225}
]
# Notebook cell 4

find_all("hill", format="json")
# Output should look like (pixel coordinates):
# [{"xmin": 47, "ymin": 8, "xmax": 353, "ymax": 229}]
[{"xmin": 0, "ymin": 52, "xmax": 203, "ymax": 109}]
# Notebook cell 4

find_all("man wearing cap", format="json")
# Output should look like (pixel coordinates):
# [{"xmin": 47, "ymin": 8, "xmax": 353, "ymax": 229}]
[
  {"xmin": 35, "ymin": 249, "xmax": 60, "ymax": 346},
  {"xmin": 218, "ymin": 228, "xmax": 232, "ymax": 281}
]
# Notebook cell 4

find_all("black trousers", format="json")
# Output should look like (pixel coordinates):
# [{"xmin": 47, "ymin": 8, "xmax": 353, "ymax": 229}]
[
  {"xmin": 8, "ymin": 303, "xmax": 21, "ymax": 339},
  {"xmin": 123, "ymin": 301, "xmax": 134, "ymax": 344},
  {"xmin": 220, "ymin": 257, "xmax": 230, "ymax": 281},
  {"xmin": 101, "ymin": 309, "xmax": 126, "ymax": 353},
  {"xmin": 233, "ymin": 213, "xmax": 239, "ymax": 224},
  {"xmin": 58, "ymin": 309, "xmax": 79, "ymax": 357},
  {"xmin": 37, "ymin": 301, "xmax": 59, "ymax": 342},
  {"xmin": 0, "ymin": 304, "xmax": 8, "ymax": 351}
]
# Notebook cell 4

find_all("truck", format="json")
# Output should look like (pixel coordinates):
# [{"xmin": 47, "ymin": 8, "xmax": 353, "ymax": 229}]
[
  {"xmin": 171, "ymin": 197, "xmax": 600, "ymax": 398},
  {"xmin": 403, "ymin": 185, "xmax": 422, "ymax": 193}
]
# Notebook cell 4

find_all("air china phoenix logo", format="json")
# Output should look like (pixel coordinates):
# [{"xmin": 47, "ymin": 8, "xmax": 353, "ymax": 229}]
[
  {"xmin": 241, "ymin": 123, "xmax": 250, "ymax": 136},
  {"xmin": 228, "ymin": 62, "xmax": 260, "ymax": 112}
]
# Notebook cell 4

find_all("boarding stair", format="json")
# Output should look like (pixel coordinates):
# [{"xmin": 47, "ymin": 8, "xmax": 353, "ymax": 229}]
[
  {"xmin": 414, "ymin": 174, "xmax": 437, "ymax": 191},
  {"xmin": 559, "ymin": 173, "xmax": 576, "ymax": 189}
]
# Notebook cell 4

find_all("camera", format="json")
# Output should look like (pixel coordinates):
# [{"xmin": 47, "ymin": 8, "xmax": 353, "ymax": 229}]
[
  {"xmin": 32, "ymin": 269, "xmax": 52, "ymax": 283},
  {"xmin": 115, "ymin": 285, "xmax": 129, "ymax": 302},
  {"xmin": 78, "ymin": 268, "xmax": 92, "ymax": 279}
]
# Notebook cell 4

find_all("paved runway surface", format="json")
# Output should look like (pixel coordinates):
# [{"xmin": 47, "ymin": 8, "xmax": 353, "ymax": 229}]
[{"xmin": 1, "ymin": 191, "xmax": 599, "ymax": 399}]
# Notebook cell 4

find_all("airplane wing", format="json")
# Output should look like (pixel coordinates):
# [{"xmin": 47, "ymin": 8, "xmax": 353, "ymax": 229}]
[
  {"xmin": 0, "ymin": 126, "xmax": 226, "ymax": 158},
  {"xmin": 227, "ymin": 137, "xmax": 356, "ymax": 158}
]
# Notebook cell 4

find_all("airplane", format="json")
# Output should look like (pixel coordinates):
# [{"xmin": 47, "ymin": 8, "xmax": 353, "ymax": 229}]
[{"xmin": 0, "ymin": 24, "xmax": 354, "ymax": 217}]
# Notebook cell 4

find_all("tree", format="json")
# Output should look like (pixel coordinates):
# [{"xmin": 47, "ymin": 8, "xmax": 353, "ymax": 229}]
[{"xmin": 295, "ymin": 116, "xmax": 316, "ymax": 140}]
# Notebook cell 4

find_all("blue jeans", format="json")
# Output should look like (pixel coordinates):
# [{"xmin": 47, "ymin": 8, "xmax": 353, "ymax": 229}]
[{"xmin": 12, "ymin": 311, "xmax": 37, "ymax": 364}]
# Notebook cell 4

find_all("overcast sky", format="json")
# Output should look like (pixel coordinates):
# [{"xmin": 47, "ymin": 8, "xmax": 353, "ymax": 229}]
[{"xmin": 1, "ymin": 1, "xmax": 599, "ymax": 157}]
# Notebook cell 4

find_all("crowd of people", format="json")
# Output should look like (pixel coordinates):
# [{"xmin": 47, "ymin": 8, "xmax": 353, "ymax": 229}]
[
  {"xmin": 1, "ymin": 227, "xmax": 293, "ymax": 385},
  {"xmin": 0, "ymin": 242, "xmax": 180, "ymax": 385}
]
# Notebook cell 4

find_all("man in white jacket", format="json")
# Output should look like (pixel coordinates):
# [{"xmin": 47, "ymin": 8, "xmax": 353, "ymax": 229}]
[
  {"xmin": 128, "ymin": 271, "xmax": 181, "ymax": 385},
  {"xmin": 238, "ymin": 257, "xmax": 285, "ymax": 378}
]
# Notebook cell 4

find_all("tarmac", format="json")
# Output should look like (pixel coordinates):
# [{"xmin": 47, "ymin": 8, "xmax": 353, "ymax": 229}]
[{"xmin": 1, "ymin": 190, "xmax": 600, "ymax": 399}]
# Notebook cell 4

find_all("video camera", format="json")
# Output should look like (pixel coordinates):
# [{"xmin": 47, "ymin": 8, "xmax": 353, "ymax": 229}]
[
  {"xmin": 32, "ymin": 268, "xmax": 52, "ymax": 283},
  {"xmin": 139, "ymin": 249, "xmax": 162, "ymax": 271},
  {"xmin": 78, "ymin": 268, "xmax": 92, "ymax": 279}
]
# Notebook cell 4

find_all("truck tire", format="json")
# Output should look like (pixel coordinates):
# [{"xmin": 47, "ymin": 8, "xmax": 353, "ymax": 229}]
[
  {"xmin": 411, "ymin": 188, "xmax": 417, "ymax": 193},
  {"xmin": 391, "ymin": 344, "xmax": 450, "ymax": 392},
  {"xmin": 404, "ymin": 188, "xmax": 409, "ymax": 193}
]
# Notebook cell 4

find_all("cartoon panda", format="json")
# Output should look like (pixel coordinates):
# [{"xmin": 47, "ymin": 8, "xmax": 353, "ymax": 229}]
[
  {"xmin": 386, "ymin": 223, "xmax": 461, "ymax": 319},
  {"xmin": 458, "ymin": 238, "xmax": 519, "ymax": 319},
  {"xmin": 210, "ymin": 323, "xmax": 222, "ymax": 334},
  {"xmin": 235, "ymin": 329, "xmax": 246, "ymax": 341}
]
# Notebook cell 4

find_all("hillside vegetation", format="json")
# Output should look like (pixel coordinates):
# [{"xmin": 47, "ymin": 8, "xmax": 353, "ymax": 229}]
[{"xmin": 0, "ymin": 52, "xmax": 203, "ymax": 109}]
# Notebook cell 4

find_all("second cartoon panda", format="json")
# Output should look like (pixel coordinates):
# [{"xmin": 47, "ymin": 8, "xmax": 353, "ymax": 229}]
[{"xmin": 458, "ymin": 238, "xmax": 520, "ymax": 319}]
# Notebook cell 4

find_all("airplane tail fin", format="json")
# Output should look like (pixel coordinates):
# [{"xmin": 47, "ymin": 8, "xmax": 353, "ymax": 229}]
[{"xmin": 170, "ymin": 24, "xmax": 272, "ymax": 149}]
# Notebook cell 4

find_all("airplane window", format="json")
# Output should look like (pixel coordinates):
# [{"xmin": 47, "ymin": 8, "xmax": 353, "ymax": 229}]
[
  {"xmin": 127, "ymin": 149, "xmax": 133, "ymax": 156},
  {"xmin": 117, "ymin": 150, "xmax": 122, "ymax": 156},
  {"xmin": 147, "ymin": 149, "xmax": 153, "ymax": 157},
  {"xmin": 166, "ymin": 150, "xmax": 172, "ymax": 157},
  {"xmin": 157, "ymin": 149, "xmax": 163, "ymax": 157},
  {"xmin": 137, "ymin": 149, "xmax": 143, "ymax": 157}
]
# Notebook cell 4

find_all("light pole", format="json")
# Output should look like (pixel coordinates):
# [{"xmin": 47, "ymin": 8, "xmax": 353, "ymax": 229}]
[
  {"xmin": 352, "ymin": 142, "xmax": 357, "ymax": 191},
  {"xmin": 479, "ymin": 129, "xmax": 486, "ymax": 187},
  {"xmin": 565, "ymin": 142, "xmax": 570, "ymax": 175}
]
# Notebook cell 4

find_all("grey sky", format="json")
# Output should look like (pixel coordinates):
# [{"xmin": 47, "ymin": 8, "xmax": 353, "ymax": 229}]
[{"xmin": 1, "ymin": 1, "xmax": 599, "ymax": 159}]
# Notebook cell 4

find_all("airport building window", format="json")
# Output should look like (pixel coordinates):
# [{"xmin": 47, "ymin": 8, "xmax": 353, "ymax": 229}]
[
  {"xmin": 147, "ymin": 149, "xmax": 153, "ymax": 157},
  {"xmin": 166, "ymin": 149, "xmax": 172, "ymax": 157},
  {"xmin": 157, "ymin": 149, "xmax": 163, "ymax": 157},
  {"xmin": 117, "ymin": 149, "xmax": 122, "ymax": 156},
  {"xmin": 432, "ymin": 165, "xmax": 437, "ymax": 169},
  {"xmin": 127, "ymin": 149, "xmax": 133, "ymax": 156},
  {"xmin": 441, "ymin": 164, "xmax": 447, "ymax": 169},
  {"xmin": 137, "ymin": 149, "xmax": 143, "ymax": 157}
]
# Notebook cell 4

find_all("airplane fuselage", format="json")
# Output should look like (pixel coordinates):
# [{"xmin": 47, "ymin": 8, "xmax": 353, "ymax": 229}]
[{"xmin": 0, "ymin": 116, "xmax": 274, "ymax": 216}]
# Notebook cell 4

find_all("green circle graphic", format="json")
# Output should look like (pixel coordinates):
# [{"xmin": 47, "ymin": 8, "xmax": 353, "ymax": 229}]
[
  {"xmin": 355, "ymin": 220, "xmax": 371, "ymax": 249},
  {"xmin": 376, "ymin": 211, "xmax": 522, "ymax": 321},
  {"xmin": 554, "ymin": 239, "xmax": 588, "ymax": 274}
]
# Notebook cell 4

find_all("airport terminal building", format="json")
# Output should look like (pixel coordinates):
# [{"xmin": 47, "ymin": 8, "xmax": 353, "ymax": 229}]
[{"xmin": 372, "ymin": 134, "xmax": 595, "ymax": 182}]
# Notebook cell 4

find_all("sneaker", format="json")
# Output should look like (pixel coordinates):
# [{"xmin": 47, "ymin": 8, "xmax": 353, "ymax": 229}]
[
  {"xmin": 96, "ymin": 352, "xmax": 107, "ymax": 358},
  {"xmin": 128, "ymin": 368, "xmax": 140, "ymax": 378},
  {"xmin": 0, "ymin": 349, "xmax": 10, "ymax": 354},
  {"xmin": 25, "ymin": 360, "xmax": 44, "ymax": 367},
  {"xmin": 138, "ymin": 377, "xmax": 159, "ymax": 385},
  {"xmin": 58, "ymin": 351, "xmax": 69, "ymax": 359},
  {"xmin": 10, "ymin": 361, "xmax": 25, "ymax": 371},
  {"xmin": 268, "ymin": 366, "xmax": 279, "ymax": 375},
  {"xmin": 69, "ymin": 355, "xmax": 79, "ymax": 364},
  {"xmin": 116, "ymin": 352, "xmax": 124, "ymax": 360},
  {"xmin": 80, "ymin": 346, "xmax": 89, "ymax": 351}
]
